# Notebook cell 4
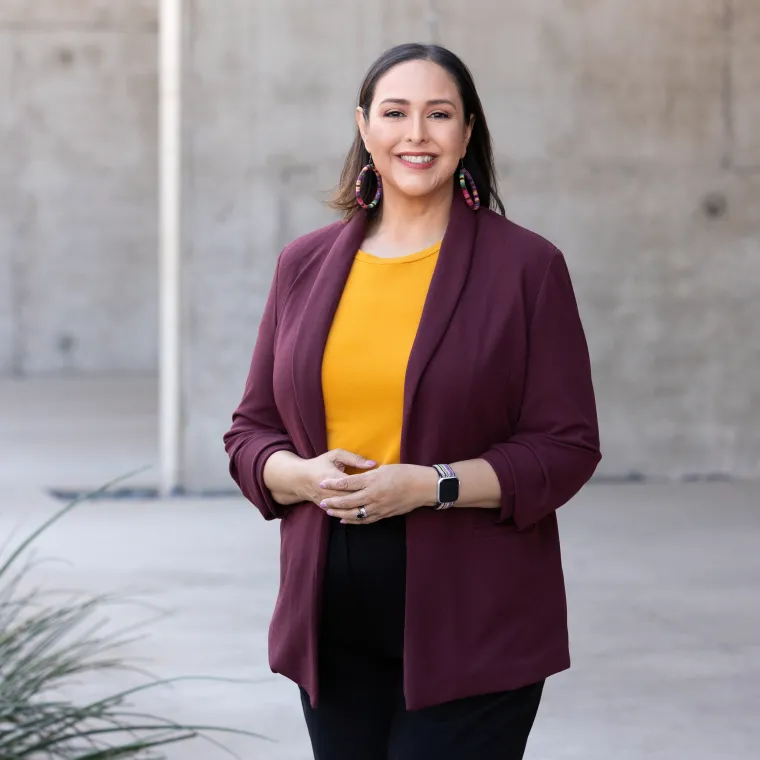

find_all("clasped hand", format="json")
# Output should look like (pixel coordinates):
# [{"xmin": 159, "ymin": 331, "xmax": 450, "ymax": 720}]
[{"xmin": 310, "ymin": 449, "xmax": 432, "ymax": 525}]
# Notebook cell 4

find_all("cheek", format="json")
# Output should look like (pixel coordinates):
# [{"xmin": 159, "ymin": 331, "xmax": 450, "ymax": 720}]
[
  {"xmin": 367, "ymin": 123, "xmax": 398, "ymax": 153},
  {"xmin": 440, "ymin": 129, "xmax": 468, "ymax": 158},
  {"xmin": 435, "ymin": 145, "xmax": 464, "ymax": 177}
]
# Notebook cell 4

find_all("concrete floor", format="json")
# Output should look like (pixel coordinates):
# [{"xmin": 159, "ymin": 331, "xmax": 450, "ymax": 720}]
[{"xmin": 1, "ymin": 377, "xmax": 759, "ymax": 759}]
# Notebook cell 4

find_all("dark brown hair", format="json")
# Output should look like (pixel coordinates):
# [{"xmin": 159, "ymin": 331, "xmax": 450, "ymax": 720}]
[{"xmin": 330, "ymin": 43, "xmax": 505, "ymax": 220}]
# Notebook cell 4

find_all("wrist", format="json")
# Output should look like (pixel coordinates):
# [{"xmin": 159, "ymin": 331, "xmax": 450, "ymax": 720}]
[
  {"xmin": 415, "ymin": 465, "xmax": 440, "ymax": 508},
  {"xmin": 291, "ymin": 455, "xmax": 315, "ymax": 503}
]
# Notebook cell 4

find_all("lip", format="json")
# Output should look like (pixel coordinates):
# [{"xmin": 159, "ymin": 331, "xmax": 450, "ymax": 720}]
[{"xmin": 396, "ymin": 153, "xmax": 439, "ymax": 170}]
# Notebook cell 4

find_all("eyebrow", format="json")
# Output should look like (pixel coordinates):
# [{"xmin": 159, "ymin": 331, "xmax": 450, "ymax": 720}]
[{"xmin": 377, "ymin": 98, "xmax": 458, "ymax": 109}]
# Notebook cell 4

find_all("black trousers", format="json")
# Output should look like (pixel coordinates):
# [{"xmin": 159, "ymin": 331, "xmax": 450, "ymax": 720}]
[{"xmin": 300, "ymin": 518, "xmax": 544, "ymax": 760}]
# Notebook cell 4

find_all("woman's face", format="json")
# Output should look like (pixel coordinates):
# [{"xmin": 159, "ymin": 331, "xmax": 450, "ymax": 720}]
[{"xmin": 357, "ymin": 60, "xmax": 473, "ymax": 204}]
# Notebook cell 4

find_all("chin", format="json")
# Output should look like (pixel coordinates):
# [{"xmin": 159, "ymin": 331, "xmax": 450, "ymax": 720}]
[
  {"xmin": 394, "ymin": 180, "xmax": 441, "ymax": 199},
  {"xmin": 398, "ymin": 188, "xmax": 435, "ymax": 200}
]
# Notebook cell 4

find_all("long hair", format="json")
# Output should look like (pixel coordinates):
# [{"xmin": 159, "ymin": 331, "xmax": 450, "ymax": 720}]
[{"xmin": 330, "ymin": 43, "xmax": 504, "ymax": 220}]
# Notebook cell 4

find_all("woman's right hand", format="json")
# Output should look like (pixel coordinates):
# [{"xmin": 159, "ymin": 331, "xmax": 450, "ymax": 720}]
[{"xmin": 298, "ymin": 449, "xmax": 376, "ymax": 505}]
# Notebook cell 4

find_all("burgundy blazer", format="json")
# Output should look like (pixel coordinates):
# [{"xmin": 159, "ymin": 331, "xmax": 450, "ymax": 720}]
[{"xmin": 223, "ymin": 191, "xmax": 601, "ymax": 710}]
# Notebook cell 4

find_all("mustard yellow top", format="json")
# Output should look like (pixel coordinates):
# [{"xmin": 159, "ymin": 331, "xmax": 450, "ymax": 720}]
[{"xmin": 321, "ymin": 241, "xmax": 441, "ymax": 473}]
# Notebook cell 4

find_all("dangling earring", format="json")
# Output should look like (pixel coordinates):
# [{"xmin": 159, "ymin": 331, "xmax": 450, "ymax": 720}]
[
  {"xmin": 459, "ymin": 160, "xmax": 481, "ymax": 210},
  {"xmin": 355, "ymin": 156, "xmax": 383, "ymax": 210}
]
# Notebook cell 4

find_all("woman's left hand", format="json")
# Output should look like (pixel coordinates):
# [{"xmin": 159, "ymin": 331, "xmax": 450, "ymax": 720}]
[{"xmin": 318, "ymin": 464, "xmax": 436, "ymax": 525}]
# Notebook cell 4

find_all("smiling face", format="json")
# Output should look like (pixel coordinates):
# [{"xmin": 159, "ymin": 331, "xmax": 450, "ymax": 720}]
[{"xmin": 356, "ymin": 59, "xmax": 473, "ymax": 205}]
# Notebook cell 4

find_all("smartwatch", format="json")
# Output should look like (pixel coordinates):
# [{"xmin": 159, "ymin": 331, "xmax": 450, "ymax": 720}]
[{"xmin": 433, "ymin": 463, "xmax": 459, "ymax": 510}]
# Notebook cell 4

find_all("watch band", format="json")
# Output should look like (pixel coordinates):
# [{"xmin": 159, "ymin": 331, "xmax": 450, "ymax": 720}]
[{"xmin": 433, "ymin": 463, "xmax": 457, "ymax": 510}]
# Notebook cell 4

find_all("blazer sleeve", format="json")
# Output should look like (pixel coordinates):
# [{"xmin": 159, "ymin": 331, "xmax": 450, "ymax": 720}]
[
  {"xmin": 223, "ymin": 255, "xmax": 298, "ymax": 520},
  {"xmin": 480, "ymin": 249, "xmax": 602, "ymax": 531}
]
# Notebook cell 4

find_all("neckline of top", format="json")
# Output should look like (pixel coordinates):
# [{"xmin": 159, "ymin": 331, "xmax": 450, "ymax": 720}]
[{"xmin": 355, "ymin": 240, "xmax": 442, "ymax": 265}]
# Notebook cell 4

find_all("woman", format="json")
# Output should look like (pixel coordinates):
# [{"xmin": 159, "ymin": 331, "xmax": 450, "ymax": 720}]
[{"xmin": 224, "ymin": 43, "xmax": 601, "ymax": 760}]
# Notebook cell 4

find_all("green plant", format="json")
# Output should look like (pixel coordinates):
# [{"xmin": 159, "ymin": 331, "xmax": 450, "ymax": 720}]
[{"xmin": 0, "ymin": 475, "xmax": 267, "ymax": 759}]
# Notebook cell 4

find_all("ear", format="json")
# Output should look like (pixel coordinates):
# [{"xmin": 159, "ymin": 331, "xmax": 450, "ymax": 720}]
[
  {"xmin": 463, "ymin": 114, "xmax": 475, "ymax": 153},
  {"xmin": 356, "ymin": 106, "xmax": 368, "ymax": 144}
]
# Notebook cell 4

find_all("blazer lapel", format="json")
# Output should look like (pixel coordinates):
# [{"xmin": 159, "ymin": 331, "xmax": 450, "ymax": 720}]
[
  {"xmin": 291, "ymin": 191, "xmax": 478, "ymax": 461},
  {"xmin": 400, "ymin": 192, "xmax": 478, "ymax": 461},
  {"xmin": 291, "ymin": 212, "xmax": 368, "ymax": 457}
]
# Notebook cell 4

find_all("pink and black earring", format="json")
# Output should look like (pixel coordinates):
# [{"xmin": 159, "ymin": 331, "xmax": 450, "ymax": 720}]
[
  {"xmin": 459, "ymin": 160, "xmax": 481, "ymax": 210},
  {"xmin": 355, "ymin": 156, "xmax": 383, "ymax": 210}
]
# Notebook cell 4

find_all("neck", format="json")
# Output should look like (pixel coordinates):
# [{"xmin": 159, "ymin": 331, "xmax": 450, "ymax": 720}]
[{"xmin": 367, "ymin": 183, "xmax": 454, "ymax": 250}]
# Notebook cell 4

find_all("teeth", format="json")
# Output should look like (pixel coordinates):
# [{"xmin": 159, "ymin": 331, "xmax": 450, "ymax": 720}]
[{"xmin": 400, "ymin": 155, "xmax": 434, "ymax": 164}]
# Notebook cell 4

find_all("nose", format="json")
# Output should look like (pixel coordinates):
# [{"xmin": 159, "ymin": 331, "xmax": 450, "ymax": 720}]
[{"xmin": 406, "ymin": 112, "xmax": 428, "ymax": 144}]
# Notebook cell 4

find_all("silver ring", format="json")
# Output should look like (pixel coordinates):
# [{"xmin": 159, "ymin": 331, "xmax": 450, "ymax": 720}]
[{"xmin": 356, "ymin": 506, "xmax": 367, "ymax": 520}]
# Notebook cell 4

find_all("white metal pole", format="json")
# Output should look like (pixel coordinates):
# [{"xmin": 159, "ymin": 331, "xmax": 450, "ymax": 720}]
[{"xmin": 159, "ymin": 0, "xmax": 182, "ymax": 495}]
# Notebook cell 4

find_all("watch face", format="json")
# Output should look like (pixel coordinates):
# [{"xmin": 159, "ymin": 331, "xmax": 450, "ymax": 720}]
[{"xmin": 438, "ymin": 477, "xmax": 459, "ymax": 503}]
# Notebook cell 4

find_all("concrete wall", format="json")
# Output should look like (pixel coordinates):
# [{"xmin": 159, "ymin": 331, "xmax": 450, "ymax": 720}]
[
  {"xmin": 0, "ymin": 1, "xmax": 158, "ymax": 374},
  {"xmin": 1, "ymin": 1, "xmax": 758, "ymax": 487},
  {"xmin": 182, "ymin": 0, "xmax": 760, "ymax": 490}
]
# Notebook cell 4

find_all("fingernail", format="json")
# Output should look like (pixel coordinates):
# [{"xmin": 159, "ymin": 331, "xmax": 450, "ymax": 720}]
[
  {"xmin": 340, "ymin": 519, "xmax": 347, "ymax": 524},
  {"xmin": 319, "ymin": 500, "xmax": 327, "ymax": 508},
  {"xmin": 319, "ymin": 481, "xmax": 327, "ymax": 489},
  {"xmin": 366, "ymin": 460, "xmax": 376, "ymax": 467},
  {"xmin": 327, "ymin": 510, "xmax": 334, "ymax": 517}
]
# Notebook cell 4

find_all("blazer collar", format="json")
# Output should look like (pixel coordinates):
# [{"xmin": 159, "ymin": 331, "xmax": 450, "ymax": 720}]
[{"xmin": 292, "ymin": 190, "xmax": 478, "ymax": 459}]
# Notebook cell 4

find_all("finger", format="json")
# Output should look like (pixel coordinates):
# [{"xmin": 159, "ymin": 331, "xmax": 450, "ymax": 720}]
[
  {"xmin": 340, "ymin": 514, "xmax": 382, "ymax": 525},
  {"xmin": 323, "ymin": 506, "xmax": 363, "ymax": 519},
  {"xmin": 319, "ymin": 473, "xmax": 367, "ymax": 492},
  {"xmin": 330, "ymin": 449, "xmax": 376, "ymax": 470},
  {"xmin": 310, "ymin": 489, "xmax": 347, "ymax": 504},
  {"xmin": 319, "ymin": 493, "xmax": 365, "ymax": 512},
  {"xmin": 327, "ymin": 507, "xmax": 382, "ymax": 525}
]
